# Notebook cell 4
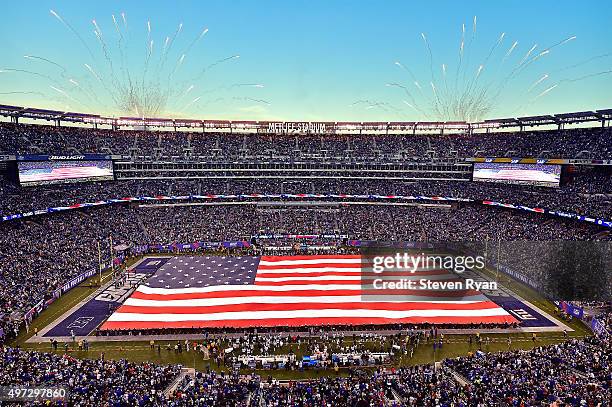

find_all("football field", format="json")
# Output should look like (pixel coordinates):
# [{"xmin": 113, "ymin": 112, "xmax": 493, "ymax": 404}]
[
  {"xmin": 14, "ymin": 253, "xmax": 591, "ymax": 377},
  {"xmin": 29, "ymin": 253, "xmax": 573, "ymax": 342}
]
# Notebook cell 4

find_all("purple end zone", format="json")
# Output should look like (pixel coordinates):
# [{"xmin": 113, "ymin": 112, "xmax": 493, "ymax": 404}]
[
  {"xmin": 43, "ymin": 257, "xmax": 170, "ymax": 337},
  {"xmin": 490, "ymin": 296, "xmax": 556, "ymax": 327},
  {"xmin": 44, "ymin": 299, "xmax": 119, "ymax": 337}
]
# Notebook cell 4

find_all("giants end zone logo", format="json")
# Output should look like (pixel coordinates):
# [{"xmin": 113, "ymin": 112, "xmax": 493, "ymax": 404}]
[
  {"xmin": 509, "ymin": 308, "xmax": 537, "ymax": 320},
  {"xmin": 67, "ymin": 316, "xmax": 94, "ymax": 329}
]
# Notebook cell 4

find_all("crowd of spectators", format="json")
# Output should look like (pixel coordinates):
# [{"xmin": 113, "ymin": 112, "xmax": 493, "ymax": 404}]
[
  {"xmin": 444, "ymin": 336, "xmax": 611, "ymax": 406},
  {"xmin": 0, "ymin": 346, "xmax": 182, "ymax": 405},
  {"xmin": 1, "ymin": 121, "xmax": 610, "ymax": 159},
  {"xmin": 0, "ymin": 335, "xmax": 609, "ymax": 406},
  {"xmin": 171, "ymin": 371, "xmax": 258, "ymax": 406},
  {"xmin": 1, "ymin": 173, "xmax": 610, "ymax": 220}
]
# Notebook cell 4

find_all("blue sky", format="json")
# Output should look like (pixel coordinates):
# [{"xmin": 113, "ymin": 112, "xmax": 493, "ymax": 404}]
[{"xmin": 1, "ymin": 0, "xmax": 611, "ymax": 121}]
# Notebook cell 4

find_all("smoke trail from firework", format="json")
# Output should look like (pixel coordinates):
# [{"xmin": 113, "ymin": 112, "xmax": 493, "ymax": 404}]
[
  {"xmin": 0, "ymin": 68, "xmax": 62, "ymax": 86},
  {"xmin": 204, "ymin": 55, "xmax": 240, "ymax": 72},
  {"xmin": 181, "ymin": 92, "xmax": 269, "ymax": 114},
  {"xmin": 180, "ymin": 27, "xmax": 209, "ymax": 61},
  {"xmin": 555, "ymin": 69, "xmax": 612, "ymax": 85},
  {"xmin": 68, "ymin": 78, "xmax": 92, "ymax": 101},
  {"xmin": 486, "ymin": 35, "xmax": 576, "ymax": 116},
  {"xmin": 394, "ymin": 61, "xmax": 427, "ymax": 100},
  {"xmin": 527, "ymin": 74, "xmax": 549, "ymax": 92},
  {"xmin": 112, "ymin": 14, "xmax": 121, "ymax": 36},
  {"xmin": 386, "ymin": 83, "xmax": 422, "ymax": 115},
  {"xmin": 551, "ymin": 52, "xmax": 612, "ymax": 74},
  {"xmin": 421, "ymin": 33, "xmax": 444, "ymax": 115},
  {"xmin": 534, "ymin": 84, "xmax": 558, "ymax": 100},
  {"xmin": 188, "ymin": 55, "xmax": 241, "ymax": 85},
  {"xmin": 454, "ymin": 22, "xmax": 466, "ymax": 98},
  {"xmin": 517, "ymin": 36, "xmax": 576, "ymax": 75},
  {"xmin": 421, "ymin": 32, "xmax": 435, "ymax": 83},
  {"xmin": 231, "ymin": 83, "xmax": 265, "ymax": 89},
  {"xmin": 83, "ymin": 62, "xmax": 118, "ymax": 105},
  {"xmin": 181, "ymin": 84, "xmax": 195, "ymax": 98},
  {"xmin": 50, "ymin": 85, "xmax": 79, "ymax": 103},
  {"xmin": 484, "ymin": 32, "xmax": 506, "ymax": 65},
  {"xmin": 232, "ymin": 96, "xmax": 271, "ymax": 105},
  {"xmin": 548, "ymin": 35, "xmax": 577, "ymax": 51},
  {"xmin": 196, "ymin": 97, "xmax": 226, "ymax": 108},
  {"xmin": 503, "ymin": 41, "xmax": 518, "ymax": 62},
  {"xmin": 183, "ymin": 96, "xmax": 201, "ymax": 111},
  {"xmin": 158, "ymin": 23, "xmax": 183, "ymax": 75},
  {"xmin": 460, "ymin": 16, "xmax": 477, "ymax": 86},
  {"xmin": 23, "ymin": 55, "xmax": 69, "ymax": 80},
  {"xmin": 0, "ymin": 91, "xmax": 47, "ymax": 98},
  {"xmin": 497, "ymin": 35, "xmax": 577, "ymax": 117},
  {"xmin": 402, "ymin": 100, "xmax": 414, "ymax": 109},
  {"xmin": 176, "ymin": 83, "xmax": 263, "ymax": 107},
  {"xmin": 394, "ymin": 61, "xmax": 416, "ymax": 82},
  {"xmin": 111, "ymin": 14, "xmax": 129, "ymax": 83},
  {"xmin": 170, "ymin": 54, "xmax": 186, "ymax": 79},
  {"xmin": 50, "ymin": 9, "xmax": 96, "ymax": 61},
  {"xmin": 92, "ymin": 19, "xmax": 121, "ymax": 94},
  {"xmin": 84, "ymin": 63, "xmax": 101, "ymax": 82},
  {"xmin": 465, "ymin": 30, "xmax": 504, "ymax": 98},
  {"xmin": 517, "ymin": 44, "xmax": 538, "ymax": 67}
]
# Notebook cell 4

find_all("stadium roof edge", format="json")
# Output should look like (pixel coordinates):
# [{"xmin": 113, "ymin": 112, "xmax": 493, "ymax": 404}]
[{"xmin": 0, "ymin": 104, "xmax": 610, "ymax": 131}]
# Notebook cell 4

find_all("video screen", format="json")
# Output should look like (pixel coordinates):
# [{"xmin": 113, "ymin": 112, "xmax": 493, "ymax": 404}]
[
  {"xmin": 473, "ymin": 163, "xmax": 561, "ymax": 187},
  {"xmin": 18, "ymin": 160, "xmax": 114, "ymax": 186}
]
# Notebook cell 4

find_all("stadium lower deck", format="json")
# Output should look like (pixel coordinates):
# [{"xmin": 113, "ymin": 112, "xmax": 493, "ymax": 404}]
[{"xmin": 30, "ymin": 254, "xmax": 571, "ymax": 344}]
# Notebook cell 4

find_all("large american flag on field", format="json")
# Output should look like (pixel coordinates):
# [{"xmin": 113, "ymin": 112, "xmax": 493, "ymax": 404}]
[{"xmin": 100, "ymin": 255, "xmax": 516, "ymax": 330}]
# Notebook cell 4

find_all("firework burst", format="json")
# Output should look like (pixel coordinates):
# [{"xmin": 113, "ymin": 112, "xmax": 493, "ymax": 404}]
[
  {"xmin": 358, "ymin": 18, "xmax": 611, "ymax": 122},
  {"xmin": 1, "ymin": 9, "xmax": 266, "ymax": 117}
]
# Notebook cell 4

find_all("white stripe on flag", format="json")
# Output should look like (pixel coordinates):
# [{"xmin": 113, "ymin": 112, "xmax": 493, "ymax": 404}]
[
  {"xmin": 123, "ymin": 297, "xmax": 484, "ymax": 307},
  {"xmin": 107, "ymin": 307, "xmax": 511, "ymax": 322}
]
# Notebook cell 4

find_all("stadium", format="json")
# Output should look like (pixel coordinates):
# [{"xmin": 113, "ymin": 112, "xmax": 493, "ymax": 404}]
[{"xmin": 0, "ymin": 1, "xmax": 611, "ymax": 406}]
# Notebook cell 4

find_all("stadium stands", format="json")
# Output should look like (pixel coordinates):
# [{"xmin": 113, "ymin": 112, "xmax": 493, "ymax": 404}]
[
  {"xmin": 1, "ymin": 336, "xmax": 609, "ymax": 405},
  {"xmin": 1, "ymin": 176, "xmax": 610, "ymax": 219},
  {"xmin": 0, "ymin": 346, "xmax": 181, "ymax": 405},
  {"xmin": 0, "ymin": 117, "xmax": 610, "ymax": 406},
  {"xmin": 1, "ymin": 121, "xmax": 611, "ymax": 159}
]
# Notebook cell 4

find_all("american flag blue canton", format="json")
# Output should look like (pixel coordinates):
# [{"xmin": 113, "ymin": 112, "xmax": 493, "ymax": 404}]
[{"xmin": 144, "ymin": 256, "xmax": 259, "ymax": 289}]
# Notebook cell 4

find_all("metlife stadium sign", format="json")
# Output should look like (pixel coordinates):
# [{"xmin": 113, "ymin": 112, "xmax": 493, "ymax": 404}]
[{"xmin": 266, "ymin": 122, "xmax": 328, "ymax": 134}]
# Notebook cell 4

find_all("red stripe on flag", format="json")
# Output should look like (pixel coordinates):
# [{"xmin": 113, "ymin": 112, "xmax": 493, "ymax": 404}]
[
  {"xmin": 255, "ymin": 270, "xmax": 450, "ymax": 278},
  {"xmin": 101, "ymin": 314, "xmax": 517, "ymax": 330},
  {"xmin": 114, "ymin": 300, "xmax": 504, "ymax": 315},
  {"xmin": 257, "ymin": 262, "xmax": 359, "ymax": 270},
  {"xmin": 261, "ymin": 255, "xmax": 360, "ymax": 261}
]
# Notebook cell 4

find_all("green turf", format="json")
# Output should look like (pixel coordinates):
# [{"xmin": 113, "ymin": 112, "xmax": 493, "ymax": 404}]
[{"xmin": 20, "ymin": 333, "xmax": 583, "ymax": 380}]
